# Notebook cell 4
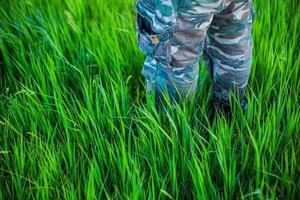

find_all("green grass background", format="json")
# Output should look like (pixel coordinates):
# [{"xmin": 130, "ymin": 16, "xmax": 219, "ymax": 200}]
[{"xmin": 0, "ymin": 0, "xmax": 299, "ymax": 199}]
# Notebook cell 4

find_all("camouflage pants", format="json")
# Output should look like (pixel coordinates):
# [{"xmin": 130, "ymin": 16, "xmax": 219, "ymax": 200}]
[{"xmin": 136, "ymin": 0, "xmax": 254, "ymax": 109}]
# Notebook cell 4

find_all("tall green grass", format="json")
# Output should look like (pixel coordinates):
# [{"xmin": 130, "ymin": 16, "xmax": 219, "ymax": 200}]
[{"xmin": 0, "ymin": 0, "xmax": 299, "ymax": 199}]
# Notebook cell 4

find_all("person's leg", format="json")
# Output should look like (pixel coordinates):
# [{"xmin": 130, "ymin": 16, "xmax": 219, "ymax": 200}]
[
  {"xmin": 167, "ymin": 12, "xmax": 214, "ymax": 99},
  {"xmin": 204, "ymin": 0, "xmax": 254, "ymax": 111},
  {"xmin": 136, "ymin": 1, "xmax": 215, "ymax": 103}
]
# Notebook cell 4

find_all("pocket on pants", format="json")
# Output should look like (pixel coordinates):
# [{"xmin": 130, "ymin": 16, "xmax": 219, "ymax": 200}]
[{"xmin": 136, "ymin": 12, "xmax": 172, "ymax": 65}]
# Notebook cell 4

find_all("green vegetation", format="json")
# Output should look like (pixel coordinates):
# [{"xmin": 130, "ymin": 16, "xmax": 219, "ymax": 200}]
[{"xmin": 0, "ymin": 0, "xmax": 299, "ymax": 199}]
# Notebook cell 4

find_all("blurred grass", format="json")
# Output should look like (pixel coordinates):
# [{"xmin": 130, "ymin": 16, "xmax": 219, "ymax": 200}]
[{"xmin": 0, "ymin": 0, "xmax": 299, "ymax": 199}]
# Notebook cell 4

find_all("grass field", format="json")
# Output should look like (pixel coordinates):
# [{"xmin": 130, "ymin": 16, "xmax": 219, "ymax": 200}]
[{"xmin": 0, "ymin": 0, "xmax": 300, "ymax": 199}]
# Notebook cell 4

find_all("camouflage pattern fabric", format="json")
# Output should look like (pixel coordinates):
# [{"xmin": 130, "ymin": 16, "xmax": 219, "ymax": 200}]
[{"xmin": 136, "ymin": 0, "xmax": 255, "ymax": 110}]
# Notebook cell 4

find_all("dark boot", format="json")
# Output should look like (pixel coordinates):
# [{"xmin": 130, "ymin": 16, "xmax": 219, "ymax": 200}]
[{"xmin": 209, "ymin": 98, "xmax": 248, "ymax": 123}]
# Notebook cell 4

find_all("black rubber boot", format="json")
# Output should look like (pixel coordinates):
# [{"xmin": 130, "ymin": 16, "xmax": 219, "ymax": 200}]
[{"xmin": 209, "ymin": 98, "xmax": 248, "ymax": 123}]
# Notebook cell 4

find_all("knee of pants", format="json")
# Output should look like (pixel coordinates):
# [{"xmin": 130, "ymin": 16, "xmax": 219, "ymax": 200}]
[
  {"xmin": 213, "ymin": 55, "xmax": 252, "ymax": 86},
  {"xmin": 212, "ymin": 70, "xmax": 250, "ymax": 105}
]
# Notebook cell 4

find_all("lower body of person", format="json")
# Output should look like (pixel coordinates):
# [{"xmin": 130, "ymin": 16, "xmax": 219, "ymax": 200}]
[{"xmin": 136, "ymin": 0, "xmax": 255, "ymax": 113}]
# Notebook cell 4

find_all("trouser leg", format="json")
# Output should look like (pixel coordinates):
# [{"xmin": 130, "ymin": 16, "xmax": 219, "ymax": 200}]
[
  {"xmin": 168, "ymin": 13, "xmax": 214, "ymax": 98},
  {"xmin": 137, "ymin": 2, "xmax": 214, "ymax": 102},
  {"xmin": 204, "ymin": 0, "xmax": 254, "ymax": 110}
]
